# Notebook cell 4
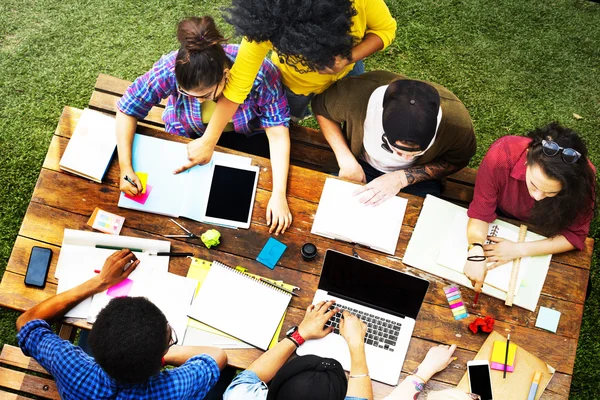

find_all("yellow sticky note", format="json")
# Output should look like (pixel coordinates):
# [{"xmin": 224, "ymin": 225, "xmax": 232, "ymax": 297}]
[
  {"xmin": 136, "ymin": 172, "xmax": 148, "ymax": 193},
  {"xmin": 491, "ymin": 340, "xmax": 517, "ymax": 366}
]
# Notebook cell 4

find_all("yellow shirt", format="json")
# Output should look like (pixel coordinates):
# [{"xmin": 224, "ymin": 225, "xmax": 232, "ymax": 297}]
[{"xmin": 223, "ymin": 0, "xmax": 397, "ymax": 103}]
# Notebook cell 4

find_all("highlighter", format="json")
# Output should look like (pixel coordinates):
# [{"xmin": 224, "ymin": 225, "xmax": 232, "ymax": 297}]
[{"xmin": 526, "ymin": 371, "xmax": 542, "ymax": 400}]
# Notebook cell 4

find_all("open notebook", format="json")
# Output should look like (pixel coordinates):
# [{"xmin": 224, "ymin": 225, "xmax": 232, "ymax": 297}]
[
  {"xmin": 187, "ymin": 261, "xmax": 292, "ymax": 351},
  {"xmin": 436, "ymin": 213, "xmax": 530, "ymax": 294},
  {"xmin": 311, "ymin": 178, "xmax": 408, "ymax": 255}
]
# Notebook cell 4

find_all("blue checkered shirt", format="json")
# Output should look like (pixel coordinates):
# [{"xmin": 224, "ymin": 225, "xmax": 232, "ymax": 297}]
[{"xmin": 17, "ymin": 320, "xmax": 220, "ymax": 399}]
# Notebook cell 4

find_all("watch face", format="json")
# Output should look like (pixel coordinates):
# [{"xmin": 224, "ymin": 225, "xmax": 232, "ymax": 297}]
[{"xmin": 286, "ymin": 326, "xmax": 297, "ymax": 336}]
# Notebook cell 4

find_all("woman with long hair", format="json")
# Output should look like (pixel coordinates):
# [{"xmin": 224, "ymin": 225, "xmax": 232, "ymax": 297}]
[
  {"xmin": 463, "ymin": 122, "xmax": 596, "ymax": 292},
  {"xmin": 116, "ymin": 16, "xmax": 292, "ymax": 234}
]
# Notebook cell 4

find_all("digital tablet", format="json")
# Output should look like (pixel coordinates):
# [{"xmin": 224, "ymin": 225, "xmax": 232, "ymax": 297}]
[{"xmin": 203, "ymin": 163, "xmax": 260, "ymax": 229}]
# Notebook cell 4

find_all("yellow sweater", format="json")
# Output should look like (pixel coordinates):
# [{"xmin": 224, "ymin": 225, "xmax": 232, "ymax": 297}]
[{"xmin": 223, "ymin": 0, "xmax": 397, "ymax": 103}]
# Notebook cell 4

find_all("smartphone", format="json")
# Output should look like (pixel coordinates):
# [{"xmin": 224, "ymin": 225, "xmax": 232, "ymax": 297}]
[
  {"xmin": 24, "ymin": 246, "xmax": 52, "ymax": 288},
  {"xmin": 467, "ymin": 360, "xmax": 494, "ymax": 400}
]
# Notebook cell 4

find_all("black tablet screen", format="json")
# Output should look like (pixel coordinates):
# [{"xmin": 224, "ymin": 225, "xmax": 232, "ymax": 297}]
[{"xmin": 205, "ymin": 165, "xmax": 257, "ymax": 223}]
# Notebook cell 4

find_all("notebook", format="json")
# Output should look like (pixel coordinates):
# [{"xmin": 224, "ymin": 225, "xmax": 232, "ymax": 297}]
[
  {"xmin": 436, "ymin": 212, "xmax": 530, "ymax": 294},
  {"xmin": 187, "ymin": 261, "xmax": 292, "ymax": 350},
  {"xmin": 311, "ymin": 178, "xmax": 408, "ymax": 255},
  {"xmin": 59, "ymin": 108, "xmax": 116, "ymax": 183},
  {"xmin": 117, "ymin": 134, "xmax": 258, "ymax": 228}
]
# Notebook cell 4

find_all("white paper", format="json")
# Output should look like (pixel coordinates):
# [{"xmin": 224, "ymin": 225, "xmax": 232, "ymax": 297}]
[{"xmin": 182, "ymin": 326, "xmax": 254, "ymax": 349}]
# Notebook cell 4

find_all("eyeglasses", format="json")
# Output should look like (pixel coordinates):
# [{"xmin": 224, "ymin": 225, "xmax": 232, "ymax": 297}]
[
  {"xmin": 167, "ymin": 323, "xmax": 178, "ymax": 350},
  {"xmin": 541, "ymin": 139, "xmax": 581, "ymax": 164},
  {"xmin": 176, "ymin": 78, "xmax": 223, "ymax": 101}
]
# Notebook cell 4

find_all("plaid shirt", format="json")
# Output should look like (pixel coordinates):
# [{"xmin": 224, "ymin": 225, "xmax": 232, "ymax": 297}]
[
  {"xmin": 17, "ymin": 320, "xmax": 220, "ymax": 400},
  {"xmin": 117, "ymin": 44, "xmax": 290, "ymax": 138}
]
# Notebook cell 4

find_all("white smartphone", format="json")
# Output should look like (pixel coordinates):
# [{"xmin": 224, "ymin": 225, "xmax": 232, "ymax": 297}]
[{"xmin": 467, "ymin": 360, "xmax": 494, "ymax": 400}]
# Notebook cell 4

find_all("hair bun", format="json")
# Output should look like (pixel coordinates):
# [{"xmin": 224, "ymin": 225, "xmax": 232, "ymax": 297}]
[{"xmin": 177, "ymin": 16, "xmax": 227, "ymax": 54}]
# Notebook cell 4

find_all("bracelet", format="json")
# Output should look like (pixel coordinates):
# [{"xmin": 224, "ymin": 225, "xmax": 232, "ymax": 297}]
[
  {"xmin": 467, "ymin": 255, "xmax": 487, "ymax": 262},
  {"xmin": 285, "ymin": 336, "xmax": 300, "ymax": 348},
  {"xmin": 412, "ymin": 373, "xmax": 428, "ymax": 384},
  {"xmin": 349, "ymin": 373, "xmax": 370, "ymax": 379}
]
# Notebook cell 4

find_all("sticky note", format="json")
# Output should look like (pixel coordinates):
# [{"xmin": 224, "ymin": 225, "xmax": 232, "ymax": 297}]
[
  {"xmin": 535, "ymin": 306, "xmax": 561, "ymax": 333},
  {"xmin": 125, "ymin": 184, "xmax": 152, "ymax": 205},
  {"xmin": 490, "ymin": 340, "xmax": 517, "ymax": 372},
  {"xmin": 256, "ymin": 237, "xmax": 287, "ymax": 269},
  {"xmin": 107, "ymin": 278, "xmax": 133, "ymax": 297},
  {"xmin": 88, "ymin": 207, "xmax": 125, "ymax": 235},
  {"xmin": 136, "ymin": 172, "xmax": 148, "ymax": 193}
]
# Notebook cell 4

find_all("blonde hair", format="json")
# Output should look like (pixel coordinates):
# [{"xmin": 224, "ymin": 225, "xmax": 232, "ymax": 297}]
[{"xmin": 427, "ymin": 389, "xmax": 472, "ymax": 400}]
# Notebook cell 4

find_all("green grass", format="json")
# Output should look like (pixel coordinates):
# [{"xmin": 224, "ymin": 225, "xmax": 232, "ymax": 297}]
[{"xmin": 1, "ymin": 0, "xmax": 598, "ymax": 397}]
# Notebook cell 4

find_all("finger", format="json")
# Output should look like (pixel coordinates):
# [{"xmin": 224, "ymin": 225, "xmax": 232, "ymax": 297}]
[
  {"xmin": 123, "ymin": 259, "xmax": 140, "ymax": 277},
  {"xmin": 173, "ymin": 161, "xmax": 195, "ymax": 174},
  {"xmin": 281, "ymin": 215, "xmax": 292, "ymax": 234},
  {"xmin": 489, "ymin": 236, "xmax": 505, "ymax": 242},
  {"xmin": 357, "ymin": 189, "xmax": 377, "ymax": 204},
  {"xmin": 352, "ymin": 185, "xmax": 369, "ymax": 196},
  {"xmin": 266, "ymin": 208, "xmax": 272, "ymax": 228},
  {"xmin": 274, "ymin": 217, "xmax": 284, "ymax": 236},
  {"xmin": 368, "ymin": 192, "xmax": 389, "ymax": 207},
  {"xmin": 448, "ymin": 344, "xmax": 457, "ymax": 355},
  {"xmin": 483, "ymin": 244, "xmax": 495, "ymax": 251},
  {"xmin": 474, "ymin": 280, "xmax": 483, "ymax": 292},
  {"xmin": 314, "ymin": 301, "xmax": 327, "ymax": 312},
  {"xmin": 117, "ymin": 252, "xmax": 137, "ymax": 267}
]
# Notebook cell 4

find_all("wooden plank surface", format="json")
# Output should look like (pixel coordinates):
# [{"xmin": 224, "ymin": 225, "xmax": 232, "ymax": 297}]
[
  {"xmin": 0, "ymin": 366, "xmax": 59, "ymax": 400},
  {"xmin": 0, "ymin": 105, "xmax": 592, "ymax": 398}
]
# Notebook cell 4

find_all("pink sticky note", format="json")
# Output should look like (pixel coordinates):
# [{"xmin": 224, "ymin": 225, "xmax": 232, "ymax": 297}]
[
  {"xmin": 125, "ymin": 185, "xmax": 153, "ymax": 205},
  {"xmin": 107, "ymin": 278, "xmax": 133, "ymax": 297}
]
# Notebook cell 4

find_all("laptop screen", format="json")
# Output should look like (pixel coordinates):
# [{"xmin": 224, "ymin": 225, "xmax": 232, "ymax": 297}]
[{"xmin": 319, "ymin": 250, "xmax": 429, "ymax": 319}]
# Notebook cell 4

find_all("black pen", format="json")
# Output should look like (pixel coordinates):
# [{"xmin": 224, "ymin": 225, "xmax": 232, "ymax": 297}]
[
  {"xmin": 149, "ymin": 252, "xmax": 193, "ymax": 257},
  {"xmin": 124, "ymin": 175, "xmax": 139, "ymax": 190}
]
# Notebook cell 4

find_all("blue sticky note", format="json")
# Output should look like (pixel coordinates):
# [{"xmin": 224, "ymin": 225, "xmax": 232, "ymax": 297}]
[
  {"xmin": 535, "ymin": 306, "xmax": 561, "ymax": 333},
  {"xmin": 256, "ymin": 237, "xmax": 287, "ymax": 269}
]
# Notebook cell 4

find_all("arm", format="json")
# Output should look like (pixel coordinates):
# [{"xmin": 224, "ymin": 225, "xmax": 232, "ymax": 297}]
[
  {"xmin": 339, "ymin": 312, "xmax": 372, "ymax": 400},
  {"xmin": 463, "ymin": 218, "xmax": 489, "ymax": 292},
  {"xmin": 16, "ymin": 250, "xmax": 139, "ymax": 331},
  {"xmin": 164, "ymin": 345, "xmax": 227, "ymax": 370},
  {"xmin": 402, "ymin": 159, "xmax": 460, "ymax": 186},
  {"xmin": 265, "ymin": 125, "xmax": 292, "ymax": 235},
  {"xmin": 484, "ymin": 234, "xmax": 575, "ymax": 269},
  {"xmin": 247, "ymin": 300, "xmax": 338, "ymax": 383}
]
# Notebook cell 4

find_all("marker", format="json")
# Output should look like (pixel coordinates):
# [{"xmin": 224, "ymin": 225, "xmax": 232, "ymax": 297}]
[
  {"xmin": 474, "ymin": 292, "xmax": 480, "ymax": 305},
  {"xmin": 95, "ymin": 245, "xmax": 144, "ymax": 253},
  {"xmin": 124, "ymin": 175, "xmax": 139, "ymax": 191},
  {"xmin": 259, "ymin": 278, "xmax": 299, "ymax": 297},
  {"xmin": 527, "ymin": 371, "xmax": 542, "ymax": 400},
  {"xmin": 150, "ymin": 252, "xmax": 193, "ymax": 257},
  {"xmin": 503, "ymin": 333, "xmax": 511, "ymax": 379}
]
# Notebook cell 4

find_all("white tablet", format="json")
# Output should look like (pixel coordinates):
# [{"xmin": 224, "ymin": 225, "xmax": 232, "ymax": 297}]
[{"xmin": 202, "ymin": 163, "xmax": 260, "ymax": 229}]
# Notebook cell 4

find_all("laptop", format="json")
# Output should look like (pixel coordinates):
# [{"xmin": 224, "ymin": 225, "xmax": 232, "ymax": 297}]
[{"xmin": 296, "ymin": 250, "xmax": 429, "ymax": 385}]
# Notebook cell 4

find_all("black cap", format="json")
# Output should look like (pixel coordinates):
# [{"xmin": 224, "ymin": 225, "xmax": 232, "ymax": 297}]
[{"xmin": 382, "ymin": 80, "xmax": 441, "ymax": 151}]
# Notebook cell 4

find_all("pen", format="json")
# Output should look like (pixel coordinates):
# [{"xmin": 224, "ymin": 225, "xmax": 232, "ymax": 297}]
[
  {"xmin": 503, "ymin": 333, "xmax": 511, "ymax": 379},
  {"xmin": 259, "ymin": 278, "xmax": 299, "ymax": 297},
  {"xmin": 150, "ymin": 252, "xmax": 193, "ymax": 257},
  {"xmin": 474, "ymin": 292, "xmax": 480, "ymax": 305},
  {"xmin": 95, "ymin": 245, "xmax": 144, "ymax": 253},
  {"xmin": 124, "ymin": 175, "xmax": 139, "ymax": 190}
]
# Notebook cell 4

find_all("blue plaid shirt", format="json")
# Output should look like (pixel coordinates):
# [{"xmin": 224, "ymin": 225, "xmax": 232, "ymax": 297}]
[
  {"xmin": 18, "ymin": 320, "xmax": 220, "ymax": 400},
  {"xmin": 117, "ymin": 44, "xmax": 290, "ymax": 138}
]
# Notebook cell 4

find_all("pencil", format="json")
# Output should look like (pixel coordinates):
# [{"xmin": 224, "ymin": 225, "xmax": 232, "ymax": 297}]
[
  {"xmin": 95, "ymin": 245, "xmax": 144, "ymax": 253},
  {"xmin": 474, "ymin": 292, "xmax": 480, "ymax": 304},
  {"xmin": 503, "ymin": 333, "xmax": 510, "ymax": 379}
]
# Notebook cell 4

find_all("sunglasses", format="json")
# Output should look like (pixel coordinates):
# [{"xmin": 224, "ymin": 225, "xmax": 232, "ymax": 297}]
[
  {"xmin": 541, "ymin": 139, "xmax": 581, "ymax": 164},
  {"xmin": 176, "ymin": 79, "xmax": 223, "ymax": 101}
]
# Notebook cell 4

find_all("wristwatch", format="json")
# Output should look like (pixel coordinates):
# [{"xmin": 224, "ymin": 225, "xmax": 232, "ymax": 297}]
[
  {"xmin": 285, "ymin": 326, "xmax": 305, "ymax": 347},
  {"xmin": 467, "ymin": 242, "xmax": 484, "ymax": 252}
]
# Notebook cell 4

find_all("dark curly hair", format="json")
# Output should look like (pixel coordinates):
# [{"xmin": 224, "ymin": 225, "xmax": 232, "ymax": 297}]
[
  {"xmin": 225, "ymin": 0, "xmax": 357, "ymax": 72},
  {"xmin": 526, "ymin": 122, "xmax": 596, "ymax": 236},
  {"xmin": 175, "ymin": 16, "xmax": 231, "ymax": 90},
  {"xmin": 88, "ymin": 297, "xmax": 169, "ymax": 384}
]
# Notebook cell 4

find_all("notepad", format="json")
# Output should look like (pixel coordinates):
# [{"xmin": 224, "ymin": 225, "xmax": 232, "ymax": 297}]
[
  {"xmin": 187, "ymin": 260, "xmax": 292, "ymax": 350},
  {"xmin": 256, "ymin": 237, "xmax": 287, "ymax": 269},
  {"xmin": 535, "ymin": 307, "xmax": 561, "ymax": 333},
  {"xmin": 59, "ymin": 108, "xmax": 117, "ymax": 183},
  {"xmin": 491, "ymin": 340, "xmax": 517, "ymax": 372},
  {"xmin": 311, "ymin": 178, "xmax": 408, "ymax": 255}
]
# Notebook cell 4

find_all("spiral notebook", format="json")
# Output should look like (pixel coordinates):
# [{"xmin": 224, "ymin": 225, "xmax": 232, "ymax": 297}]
[{"xmin": 187, "ymin": 261, "xmax": 292, "ymax": 350}]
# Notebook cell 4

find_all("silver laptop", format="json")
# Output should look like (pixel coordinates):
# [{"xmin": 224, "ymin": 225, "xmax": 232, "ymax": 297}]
[{"xmin": 297, "ymin": 250, "xmax": 429, "ymax": 385}]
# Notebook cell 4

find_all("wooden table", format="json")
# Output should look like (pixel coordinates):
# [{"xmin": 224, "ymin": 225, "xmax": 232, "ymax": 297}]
[{"xmin": 1, "ymin": 106, "xmax": 593, "ymax": 399}]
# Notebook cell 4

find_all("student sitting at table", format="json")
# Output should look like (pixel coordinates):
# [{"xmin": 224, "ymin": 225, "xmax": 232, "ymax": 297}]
[
  {"xmin": 116, "ymin": 16, "xmax": 292, "ymax": 234},
  {"xmin": 16, "ymin": 249, "xmax": 227, "ymax": 400},
  {"xmin": 463, "ymin": 123, "xmax": 596, "ymax": 293},
  {"xmin": 311, "ymin": 71, "xmax": 476, "ymax": 201},
  {"xmin": 224, "ymin": 300, "xmax": 373, "ymax": 400}
]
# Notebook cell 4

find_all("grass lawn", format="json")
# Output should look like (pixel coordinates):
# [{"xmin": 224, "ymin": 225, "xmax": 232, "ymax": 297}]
[{"xmin": 1, "ymin": 0, "xmax": 598, "ymax": 397}]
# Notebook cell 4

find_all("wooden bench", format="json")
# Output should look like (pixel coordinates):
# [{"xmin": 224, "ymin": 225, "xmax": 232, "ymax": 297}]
[
  {"xmin": 0, "ymin": 345, "xmax": 59, "ymax": 400},
  {"xmin": 90, "ymin": 73, "xmax": 476, "ymax": 205}
]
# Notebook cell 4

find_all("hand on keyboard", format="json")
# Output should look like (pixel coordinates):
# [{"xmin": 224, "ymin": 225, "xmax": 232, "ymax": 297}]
[
  {"xmin": 339, "ymin": 311, "xmax": 367, "ymax": 349},
  {"xmin": 298, "ymin": 300, "xmax": 340, "ymax": 340}
]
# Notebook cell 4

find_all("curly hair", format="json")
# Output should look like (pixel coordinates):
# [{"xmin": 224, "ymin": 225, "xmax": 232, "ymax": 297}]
[
  {"xmin": 526, "ymin": 122, "xmax": 596, "ymax": 236},
  {"xmin": 175, "ymin": 16, "xmax": 231, "ymax": 90},
  {"xmin": 225, "ymin": 0, "xmax": 357, "ymax": 72},
  {"xmin": 88, "ymin": 297, "xmax": 169, "ymax": 384}
]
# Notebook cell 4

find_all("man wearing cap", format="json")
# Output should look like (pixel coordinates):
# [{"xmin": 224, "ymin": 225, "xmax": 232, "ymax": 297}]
[
  {"xmin": 224, "ymin": 300, "xmax": 372, "ymax": 400},
  {"xmin": 312, "ymin": 70, "xmax": 475, "ymax": 203}
]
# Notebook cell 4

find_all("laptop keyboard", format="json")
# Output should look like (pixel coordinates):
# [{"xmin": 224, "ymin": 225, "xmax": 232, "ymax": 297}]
[{"xmin": 325, "ymin": 303, "xmax": 401, "ymax": 352}]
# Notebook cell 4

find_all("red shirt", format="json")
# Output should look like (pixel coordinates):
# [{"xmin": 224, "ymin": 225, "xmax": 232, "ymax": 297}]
[{"xmin": 467, "ymin": 136, "xmax": 593, "ymax": 250}]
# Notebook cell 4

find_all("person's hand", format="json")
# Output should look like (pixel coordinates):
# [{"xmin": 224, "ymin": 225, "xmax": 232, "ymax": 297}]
[
  {"xmin": 353, "ymin": 171, "xmax": 407, "ymax": 206},
  {"xmin": 463, "ymin": 245, "xmax": 487, "ymax": 292},
  {"xmin": 317, "ymin": 55, "xmax": 351, "ymax": 75},
  {"xmin": 267, "ymin": 192, "xmax": 292, "ymax": 235},
  {"xmin": 95, "ymin": 249, "xmax": 140, "ymax": 291},
  {"xmin": 339, "ymin": 311, "xmax": 367, "ymax": 350},
  {"xmin": 298, "ymin": 300, "xmax": 339, "ymax": 340},
  {"xmin": 416, "ymin": 344, "xmax": 457, "ymax": 381},
  {"xmin": 339, "ymin": 159, "xmax": 366, "ymax": 184},
  {"xmin": 484, "ymin": 236, "xmax": 524, "ymax": 269},
  {"xmin": 174, "ymin": 137, "xmax": 215, "ymax": 174},
  {"xmin": 119, "ymin": 168, "xmax": 142, "ymax": 196}
]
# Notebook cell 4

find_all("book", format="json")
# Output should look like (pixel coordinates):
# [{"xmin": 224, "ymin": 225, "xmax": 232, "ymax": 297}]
[
  {"xmin": 491, "ymin": 340, "xmax": 517, "ymax": 372},
  {"xmin": 187, "ymin": 260, "xmax": 292, "ymax": 351},
  {"xmin": 59, "ymin": 108, "xmax": 116, "ymax": 183},
  {"xmin": 311, "ymin": 178, "xmax": 408, "ymax": 255}
]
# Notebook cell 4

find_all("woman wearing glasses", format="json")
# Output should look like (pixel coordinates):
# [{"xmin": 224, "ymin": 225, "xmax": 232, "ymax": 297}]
[
  {"xmin": 116, "ymin": 16, "xmax": 292, "ymax": 234},
  {"xmin": 464, "ymin": 123, "xmax": 596, "ymax": 293}
]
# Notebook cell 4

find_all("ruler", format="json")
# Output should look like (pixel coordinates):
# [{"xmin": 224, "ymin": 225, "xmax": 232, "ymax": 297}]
[{"xmin": 505, "ymin": 224, "xmax": 528, "ymax": 306}]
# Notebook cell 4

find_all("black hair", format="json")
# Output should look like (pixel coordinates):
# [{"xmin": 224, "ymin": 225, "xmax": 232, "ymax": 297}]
[
  {"xmin": 175, "ymin": 16, "xmax": 231, "ymax": 90},
  {"xmin": 526, "ymin": 122, "xmax": 596, "ymax": 236},
  {"xmin": 88, "ymin": 297, "xmax": 168, "ymax": 384},
  {"xmin": 225, "ymin": 0, "xmax": 357, "ymax": 72}
]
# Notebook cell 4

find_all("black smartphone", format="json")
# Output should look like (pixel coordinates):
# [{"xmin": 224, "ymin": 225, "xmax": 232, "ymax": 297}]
[
  {"xmin": 467, "ymin": 360, "xmax": 494, "ymax": 400},
  {"xmin": 24, "ymin": 246, "xmax": 52, "ymax": 288}
]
